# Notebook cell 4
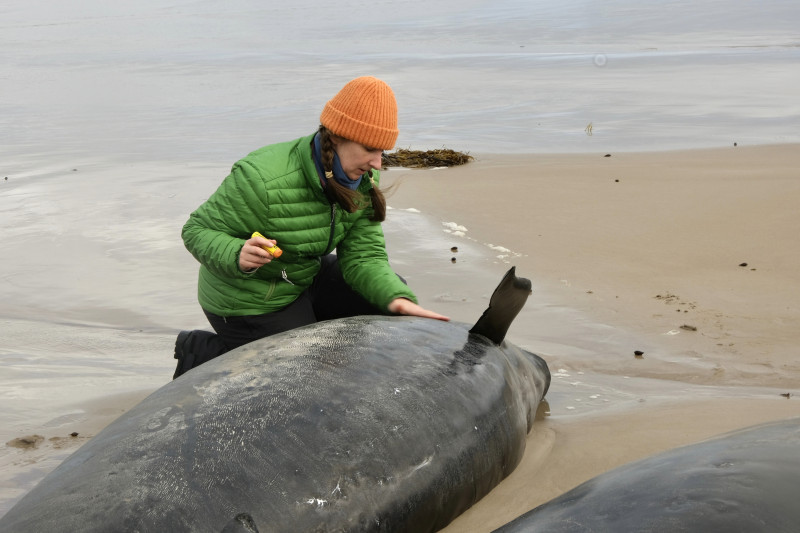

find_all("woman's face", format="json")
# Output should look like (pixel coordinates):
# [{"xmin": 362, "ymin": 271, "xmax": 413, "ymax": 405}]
[{"xmin": 331, "ymin": 137, "xmax": 383, "ymax": 181}]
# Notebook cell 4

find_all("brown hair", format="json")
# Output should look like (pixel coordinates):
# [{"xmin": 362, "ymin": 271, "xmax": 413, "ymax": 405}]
[{"xmin": 318, "ymin": 125, "xmax": 389, "ymax": 222}]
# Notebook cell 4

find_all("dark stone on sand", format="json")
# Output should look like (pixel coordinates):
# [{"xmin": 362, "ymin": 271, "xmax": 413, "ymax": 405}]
[
  {"xmin": 451, "ymin": 257, "xmax": 457, "ymax": 263},
  {"xmin": 604, "ymin": 154, "xmax": 611, "ymax": 157},
  {"xmin": 70, "ymin": 432, "xmax": 79, "ymax": 437},
  {"xmin": 634, "ymin": 350, "xmax": 644, "ymax": 358},
  {"xmin": 451, "ymin": 246, "xmax": 458, "ymax": 253},
  {"xmin": 739, "ymin": 262, "xmax": 748, "ymax": 267},
  {"xmin": 680, "ymin": 325, "xmax": 697, "ymax": 332}
]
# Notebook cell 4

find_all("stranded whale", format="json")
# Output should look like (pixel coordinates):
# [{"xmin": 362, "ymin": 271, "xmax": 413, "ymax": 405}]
[
  {"xmin": 0, "ymin": 267, "xmax": 550, "ymax": 533},
  {"xmin": 492, "ymin": 417, "xmax": 800, "ymax": 533}
]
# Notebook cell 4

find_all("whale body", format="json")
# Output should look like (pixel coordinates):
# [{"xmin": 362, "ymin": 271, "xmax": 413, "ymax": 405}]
[
  {"xmin": 493, "ymin": 417, "xmax": 800, "ymax": 533},
  {"xmin": 0, "ymin": 267, "xmax": 550, "ymax": 533}
]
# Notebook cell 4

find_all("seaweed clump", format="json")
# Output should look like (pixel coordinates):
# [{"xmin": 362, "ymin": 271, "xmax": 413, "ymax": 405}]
[{"xmin": 382, "ymin": 148, "xmax": 473, "ymax": 169}]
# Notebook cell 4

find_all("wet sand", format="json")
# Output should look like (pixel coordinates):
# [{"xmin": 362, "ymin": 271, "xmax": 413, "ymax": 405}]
[
  {"xmin": 2, "ymin": 144, "xmax": 799, "ymax": 528},
  {"xmin": 388, "ymin": 145, "xmax": 800, "ymax": 386},
  {"xmin": 380, "ymin": 144, "xmax": 800, "ymax": 531}
]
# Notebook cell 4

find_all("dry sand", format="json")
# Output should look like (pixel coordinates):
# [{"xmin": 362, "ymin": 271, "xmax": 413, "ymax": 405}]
[
  {"xmin": 380, "ymin": 143, "xmax": 800, "ymax": 531},
  {"xmin": 3, "ymin": 144, "xmax": 799, "ymax": 529}
]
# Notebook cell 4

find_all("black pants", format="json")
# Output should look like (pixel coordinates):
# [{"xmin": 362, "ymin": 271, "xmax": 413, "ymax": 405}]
[{"xmin": 174, "ymin": 255, "xmax": 389, "ymax": 378}]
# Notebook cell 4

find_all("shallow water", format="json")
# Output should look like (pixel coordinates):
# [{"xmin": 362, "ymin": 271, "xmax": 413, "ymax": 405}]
[{"xmin": 2, "ymin": 0, "xmax": 799, "ymax": 162}]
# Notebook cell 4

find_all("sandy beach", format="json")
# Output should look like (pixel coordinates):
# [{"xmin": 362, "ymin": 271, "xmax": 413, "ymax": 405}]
[
  {"xmin": 3, "ymin": 144, "xmax": 799, "ymax": 529},
  {"xmin": 379, "ymin": 144, "xmax": 800, "ymax": 531},
  {"xmin": 387, "ymin": 144, "xmax": 800, "ymax": 391}
]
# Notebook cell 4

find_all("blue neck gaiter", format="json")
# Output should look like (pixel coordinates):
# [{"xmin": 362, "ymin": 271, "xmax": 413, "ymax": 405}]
[{"xmin": 312, "ymin": 132, "xmax": 363, "ymax": 190}]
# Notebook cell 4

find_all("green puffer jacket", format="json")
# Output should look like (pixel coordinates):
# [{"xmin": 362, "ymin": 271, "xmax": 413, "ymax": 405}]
[{"xmin": 182, "ymin": 132, "xmax": 417, "ymax": 317}]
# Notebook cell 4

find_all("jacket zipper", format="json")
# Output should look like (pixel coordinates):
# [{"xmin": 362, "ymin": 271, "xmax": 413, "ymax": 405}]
[
  {"xmin": 280, "ymin": 269, "xmax": 294, "ymax": 285},
  {"xmin": 324, "ymin": 203, "xmax": 337, "ymax": 254}
]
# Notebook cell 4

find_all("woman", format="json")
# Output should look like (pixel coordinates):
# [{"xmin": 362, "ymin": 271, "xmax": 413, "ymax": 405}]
[{"xmin": 174, "ymin": 76, "xmax": 449, "ymax": 378}]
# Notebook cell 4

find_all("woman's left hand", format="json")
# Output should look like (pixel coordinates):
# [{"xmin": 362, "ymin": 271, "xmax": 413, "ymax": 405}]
[{"xmin": 388, "ymin": 298, "xmax": 450, "ymax": 321}]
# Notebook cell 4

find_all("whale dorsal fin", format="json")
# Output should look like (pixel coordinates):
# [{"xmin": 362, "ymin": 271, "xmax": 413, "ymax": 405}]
[{"xmin": 469, "ymin": 267, "xmax": 532, "ymax": 344}]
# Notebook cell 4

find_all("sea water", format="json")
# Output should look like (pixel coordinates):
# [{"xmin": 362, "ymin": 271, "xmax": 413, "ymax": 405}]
[{"xmin": 1, "ymin": 0, "xmax": 798, "ymax": 162}]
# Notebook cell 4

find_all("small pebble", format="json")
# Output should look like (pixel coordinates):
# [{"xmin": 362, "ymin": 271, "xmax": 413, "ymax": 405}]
[
  {"xmin": 739, "ymin": 263, "xmax": 748, "ymax": 267},
  {"xmin": 450, "ymin": 246, "xmax": 458, "ymax": 253},
  {"xmin": 634, "ymin": 350, "xmax": 644, "ymax": 358},
  {"xmin": 451, "ymin": 257, "xmax": 456, "ymax": 264},
  {"xmin": 70, "ymin": 432, "xmax": 79, "ymax": 437},
  {"xmin": 604, "ymin": 154, "xmax": 611, "ymax": 157}
]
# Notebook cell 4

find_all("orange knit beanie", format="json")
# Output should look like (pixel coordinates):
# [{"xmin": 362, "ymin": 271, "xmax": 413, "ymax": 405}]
[{"xmin": 320, "ymin": 76, "xmax": 399, "ymax": 151}]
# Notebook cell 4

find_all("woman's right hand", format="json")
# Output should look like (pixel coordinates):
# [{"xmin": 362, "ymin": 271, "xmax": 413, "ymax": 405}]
[{"xmin": 239, "ymin": 235, "xmax": 278, "ymax": 272}]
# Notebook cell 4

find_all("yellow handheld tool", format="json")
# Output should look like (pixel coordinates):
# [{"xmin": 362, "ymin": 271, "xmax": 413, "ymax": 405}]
[{"xmin": 251, "ymin": 231, "xmax": 283, "ymax": 258}]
